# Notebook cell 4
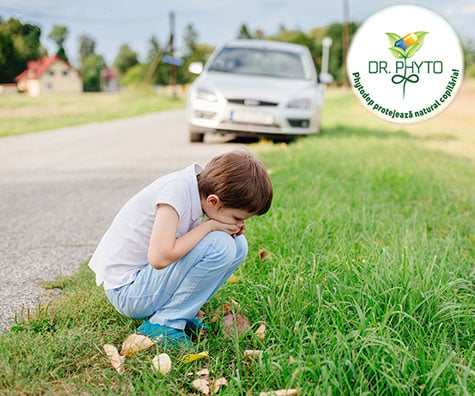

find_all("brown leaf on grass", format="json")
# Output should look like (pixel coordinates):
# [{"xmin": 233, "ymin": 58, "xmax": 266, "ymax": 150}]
[
  {"xmin": 211, "ymin": 300, "xmax": 240, "ymax": 323},
  {"xmin": 103, "ymin": 344, "xmax": 125, "ymax": 374},
  {"xmin": 227, "ymin": 274, "xmax": 240, "ymax": 283},
  {"xmin": 196, "ymin": 309, "xmax": 205, "ymax": 320},
  {"xmin": 120, "ymin": 333, "xmax": 155, "ymax": 357},
  {"xmin": 187, "ymin": 368, "xmax": 210, "ymax": 377},
  {"xmin": 213, "ymin": 377, "xmax": 228, "ymax": 393},
  {"xmin": 255, "ymin": 324, "xmax": 266, "ymax": 340},
  {"xmin": 243, "ymin": 349, "xmax": 263, "ymax": 358},
  {"xmin": 222, "ymin": 311, "xmax": 250, "ymax": 338},
  {"xmin": 151, "ymin": 353, "xmax": 172, "ymax": 375},
  {"xmin": 258, "ymin": 248, "xmax": 273, "ymax": 260},
  {"xmin": 192, "ymin": 378, "xmax": 211, "ymax": 395},
  {"xmin": 259, "ymin": 389, "xmax": 299, "ymax": 396},
  {"xmin": 196, "ymin": 368, "xmax": 210, "ymax": 376}
]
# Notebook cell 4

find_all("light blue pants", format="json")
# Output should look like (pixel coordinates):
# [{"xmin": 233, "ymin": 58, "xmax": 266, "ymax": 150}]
[{"xmin": 105, "ymin": 231, "xmax": 248, "ymax": 330}]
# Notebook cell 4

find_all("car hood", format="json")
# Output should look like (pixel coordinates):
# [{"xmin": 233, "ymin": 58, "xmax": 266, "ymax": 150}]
[{"xmin": 198, "ymin": 71, "xmax": 316, "ymax": 102}]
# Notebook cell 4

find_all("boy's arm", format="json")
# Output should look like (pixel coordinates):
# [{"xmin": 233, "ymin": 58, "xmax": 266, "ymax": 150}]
[{"xmin": 147, "ymin": 204, "xmax": 241, "ymax": 269}]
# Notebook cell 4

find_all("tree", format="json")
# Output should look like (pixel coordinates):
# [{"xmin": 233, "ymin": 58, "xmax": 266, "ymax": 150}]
[
  {"xmin": 146, "ymin": 35, "xmax": 160, "ymax": 64},
  {"xmin": 0, "ymin": 17, "xmax": 41, "ymax": 83},
  {"xmin": 78, "ymin": 35, "xmax": 96, "ymax": 61},
  {"xmin": 48, "ymin": 24, "xmax": 69, "ymax": 62},
  {"xmin": 114, "ymin": 43, "xmax": 139, "ymax": 76},
  {"xmin": 254, "ymin": 29, "xmax": 265, "ymax": 40},
  {"xmin": 81, "ymin": 53, "xmax": 106, "ymax": 92},
  {"xmin": 237, "ymin": 24, "xmax": 252, "ymax": 39},
  {"xmin": 183, "ymin": 23, "xmax": 199, "ymax": 56}
]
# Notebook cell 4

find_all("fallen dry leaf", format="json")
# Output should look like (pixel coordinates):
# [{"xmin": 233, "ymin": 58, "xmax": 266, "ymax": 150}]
[
  {"xmin": 192, "ymin": 378, "xmax": 211, "ymax": 395},
  {"xmin": 151, "ymin": 353, "xmax": 172, "ymax": 375},
  {"xmin": 196, "ymin": 368, "xmax": 210, "ymax": 376},
  {"xmin": 222, "ymin": 312, "xmax": 250, "ymax": 338},
  {"xmin": 120, "ymin": 333, "xmax": 155, "ymax": 357},
  {"xmin": 227, "ymin": 274, "xmax": 240, "ymax": 283},
  {"xmin": 182, "ymin": 350, "xmax": 209, "ymax": 364},
  {"xmin": 255, "ymin": 324, "xmax": 266, "ymax": 341},
  {"xmin": 259, "ymin": 389, "xmax": 299, "ymax": 396},
  {"xmin": 244, "ymin": 349, "xmax": 263, "ymax": 358},
  {"xmin": 211, "ymin": 301, "xmax": 240, "ymax": 323},
  {"xmin": 258, "ymin": 248, "xmax": 273, "ymax": 260},
  {"xmin": 213, "ymin": 377, "xmax": 228, "ymax": 393},
  {"xmin": 196, "ymin": 309, "xmax": 205, "ymax": 320},
  {"xmin": 103, "ymin": 344, "xmax": 125, "ymax": 374}
]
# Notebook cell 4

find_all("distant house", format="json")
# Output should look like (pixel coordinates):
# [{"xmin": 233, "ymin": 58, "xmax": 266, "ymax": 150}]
[
  {"xmin": 0, "ymin": 83, "xmax": 18, "ymax": 95},
  {"xmin": 100, "ymin": 67, "xmax": 119, "ymax": 92},
  {"xmin": 15, "ymin": 55, "xmax": 82, "ymax": 97}
]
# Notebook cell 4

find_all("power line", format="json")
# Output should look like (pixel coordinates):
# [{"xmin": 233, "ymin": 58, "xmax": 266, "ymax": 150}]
[{"xmin": 0, "ymin": 5, "xmax": 162, "ymax": 25}]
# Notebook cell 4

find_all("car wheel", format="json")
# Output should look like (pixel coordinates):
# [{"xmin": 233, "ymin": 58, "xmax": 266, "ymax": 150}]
[{"xmin": 190, "ymin": 132, "xmax": 204, "ymax": 143}]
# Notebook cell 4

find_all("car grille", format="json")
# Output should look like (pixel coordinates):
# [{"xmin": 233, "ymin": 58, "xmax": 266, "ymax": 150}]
[
  {"xmin": 287, "ymin": 119, "xmax": 310, "ymax": 128},
  {"xmin": 227, "ymin": 98, "xmax": 279, "ymax": 107}
]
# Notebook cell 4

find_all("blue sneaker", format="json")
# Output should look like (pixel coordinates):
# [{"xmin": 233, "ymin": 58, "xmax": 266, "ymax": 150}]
[
  {"xmin": 137, "ymin": 320, "xmax": 194, "ymax": 350},
  {"xmin": 185, "ymin": 317, "xmax": 208, "ymax": 332}
]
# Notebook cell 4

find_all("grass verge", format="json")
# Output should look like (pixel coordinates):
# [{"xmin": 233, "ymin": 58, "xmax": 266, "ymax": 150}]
[
  {"xmin": 0, "ymin": 87, "xmax": 185, "ymax": 138},
  {"xmin": 0, "ymin": 125, "xmax": 473, "ymax": 394}
]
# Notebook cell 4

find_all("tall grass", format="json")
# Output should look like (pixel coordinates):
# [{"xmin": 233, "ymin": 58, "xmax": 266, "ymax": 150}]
[{"xmin": 0, "ymin": 89, "xmax": 473, "ymax": 394}]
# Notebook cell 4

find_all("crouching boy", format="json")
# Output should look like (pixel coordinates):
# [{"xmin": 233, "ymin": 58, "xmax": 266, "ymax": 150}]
[{"xmin": 89, "ymin": 149, "xmax": 273, "ymax": 349}]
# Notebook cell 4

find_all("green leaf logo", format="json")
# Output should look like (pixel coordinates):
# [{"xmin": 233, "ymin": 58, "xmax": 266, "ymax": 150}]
[
  {"xmin": 386, "ymin": 31, "xmax": 429, "ymax": 98},
  {"xmin": 386, "ymin": 31, "xmax": 428, "ymax": 59}
]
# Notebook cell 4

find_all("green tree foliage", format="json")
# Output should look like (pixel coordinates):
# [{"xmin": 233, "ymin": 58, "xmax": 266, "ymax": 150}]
[
  {"xmin": 77, "ymin": 34, "xmax": 106, "ymax": 92},
  {"xmin": 48, "ymin": 25, "xmax": 69, "ymax": 62},
  {"xmin": 237, "ymin": 23, "xmax": 252, "ymax": 39},
  {"xmin": 141, "ymin": 35, "xmax": 169, "ymax": 86},
  {"xmin": 78, "ymin": 35, "xmax": 96, "ymax": 61},
  {"xmin": 121, "ymin": 63, "xmax": 148, "ymax": 86},
  {"xmin": 81, "ymin": 53, "xmax": 106, "ymax": 92},
  {"xmin": 180, "ymin": 23, "xmax": 214, "ymax": 84},
  {"xmin": 319, "ymin": 22, "xmax": 359, "ymax": 83},
  {"xmin": 114, "ymin": 44, "xmax": 139, "ymax": 76},
  {"xmin": 0, "ymin": 17, "xmax": 41, "ymax": 83},
  {"xmin": 146, "ymin": 35, "xmax": 160, "ymax": 64},
  {"xmin": 183, "ymin": 23, "xmax": 198, "ymax": 56}
]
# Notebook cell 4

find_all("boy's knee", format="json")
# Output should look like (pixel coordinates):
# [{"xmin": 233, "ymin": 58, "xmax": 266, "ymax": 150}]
[
  {"xmin": 234, "ymin": 235, "xmax": 248, "ymax": 262},
  {"xmin": 206, "ymin": 231, "xmax": 237, "ymax": 264}
]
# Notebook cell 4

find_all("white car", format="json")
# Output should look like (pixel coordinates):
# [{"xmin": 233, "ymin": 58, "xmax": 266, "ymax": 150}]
[{"xmin": 186, "ymin": 39, "xmax": 326, "ymax": 142}]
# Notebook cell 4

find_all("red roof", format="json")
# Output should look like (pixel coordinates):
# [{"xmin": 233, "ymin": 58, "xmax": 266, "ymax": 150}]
[{"xmin": 15, "ymin": 56, "xmax": 71, "ymax": 82}]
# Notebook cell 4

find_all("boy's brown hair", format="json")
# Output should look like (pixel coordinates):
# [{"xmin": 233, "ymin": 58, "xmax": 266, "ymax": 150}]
[{"xmin": 198, "ymin": 149, "xmax": 273, "ymax": 215}]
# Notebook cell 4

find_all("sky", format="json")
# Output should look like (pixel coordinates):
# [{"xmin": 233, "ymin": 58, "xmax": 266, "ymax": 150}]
[{"xmin": 0, "ymin": 0, "xmax": 474, "ymax": 66}]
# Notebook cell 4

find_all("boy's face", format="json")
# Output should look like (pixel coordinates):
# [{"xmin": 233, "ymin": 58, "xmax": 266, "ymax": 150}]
[{"xmin": 202, "ymin": 195, "xmax": 254, "ymax": 227}]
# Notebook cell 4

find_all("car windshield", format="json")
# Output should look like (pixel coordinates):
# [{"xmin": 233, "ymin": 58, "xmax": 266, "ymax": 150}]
[{"xmin": 208, "ymin": 47, "xmax": 313, "ymax": 80}]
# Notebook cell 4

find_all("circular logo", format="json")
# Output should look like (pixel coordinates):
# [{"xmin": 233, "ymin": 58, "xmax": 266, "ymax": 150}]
[{"xmin": 347, "ymin": 5, "xmax": 464, "ymax": 123}]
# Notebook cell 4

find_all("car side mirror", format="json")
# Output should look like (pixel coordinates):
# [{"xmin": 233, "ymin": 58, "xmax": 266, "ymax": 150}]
[
  {"xmin": 188, "ymin": 62, "xmax": 204, "ymax": 75},
  {"xmin": 319, "ymin": 73, "xmax": 334, "ymax": 85}
]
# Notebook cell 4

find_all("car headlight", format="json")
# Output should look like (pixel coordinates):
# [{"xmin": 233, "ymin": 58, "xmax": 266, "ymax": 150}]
[
  {"xmin": 196, "ymin": 88, "xmax": 217, "ymax": 102},
  {"xmin": 287, "ymin": 97, "xmax": 312, "ymax": 109}
]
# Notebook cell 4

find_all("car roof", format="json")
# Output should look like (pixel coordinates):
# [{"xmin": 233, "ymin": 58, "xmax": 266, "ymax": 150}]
[{"xmin": 222, "ymin": 39, "xmax": 307, "ymax": 53}]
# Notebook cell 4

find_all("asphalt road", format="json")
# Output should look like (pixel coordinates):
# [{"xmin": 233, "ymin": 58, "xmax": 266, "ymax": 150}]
[{"xmin": 0, "ymin": 109, "xmax": 240, "ymax": 334}]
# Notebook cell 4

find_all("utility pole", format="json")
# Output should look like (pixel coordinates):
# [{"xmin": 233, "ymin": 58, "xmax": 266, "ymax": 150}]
[
  {"xmin": 145, "ymin": 10, "xmax": 176, "ymax": 92},
  {"xmin": 342, "ymin": 0, "xmax": 350, "ymax": 86}
]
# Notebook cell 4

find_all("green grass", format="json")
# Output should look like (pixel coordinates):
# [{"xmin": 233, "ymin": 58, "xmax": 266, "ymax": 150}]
[
  {"xmin": 0, "ymin": 87, "xmax": 185, "ymax": 138},
  {"xmin": 0, "ymin": 89, "xmax": 474, "ymax": 394}
]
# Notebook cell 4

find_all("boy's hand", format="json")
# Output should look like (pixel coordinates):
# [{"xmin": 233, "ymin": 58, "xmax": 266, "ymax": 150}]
[
  {"xmin": 235, "ymin": 224, "xmax": 246, "ymax": 237},
  {"xmin": 206, "ymin": 218, "xmax": 242, "ymax": 236}
]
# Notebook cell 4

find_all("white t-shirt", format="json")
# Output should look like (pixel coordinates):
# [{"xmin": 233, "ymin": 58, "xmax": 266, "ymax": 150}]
[{"xmin": 88, "ymin": 163, "xmax": 204, "ymax": 289}]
